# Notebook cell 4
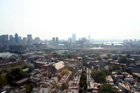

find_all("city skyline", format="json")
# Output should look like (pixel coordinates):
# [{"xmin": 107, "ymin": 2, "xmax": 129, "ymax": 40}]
[
  {"xmin": 0, "ymin": 33, "xmax": 139, "ymax": 41},
  {"xmin": 0, "ymin": 0, "xmax": 140, "ymax": 40}
]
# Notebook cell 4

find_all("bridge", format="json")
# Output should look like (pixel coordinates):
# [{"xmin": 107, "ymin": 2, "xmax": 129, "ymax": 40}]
[{"xmin": 43, "ymin": 48, "xmax": 83, "ymax": 51}]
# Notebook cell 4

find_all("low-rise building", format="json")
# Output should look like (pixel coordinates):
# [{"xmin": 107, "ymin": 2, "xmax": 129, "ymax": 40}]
[{"xmin": 106, "ymin": 75, "xmax": 114, "ymax": 85}]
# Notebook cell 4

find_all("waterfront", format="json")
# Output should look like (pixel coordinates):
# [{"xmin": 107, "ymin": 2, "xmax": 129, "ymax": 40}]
[
  {"xmin": 93, "ymin": 42, "xmax": 123, "ymax": 46},
  {"xmin": 0, "ymin": 52, "xmax": 17, "ymax": 57}
]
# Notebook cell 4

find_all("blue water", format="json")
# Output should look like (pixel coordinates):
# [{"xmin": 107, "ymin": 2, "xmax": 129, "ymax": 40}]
[{"xmin": 0, "ymin": 52, "xmax": 17, "ymax": 57}]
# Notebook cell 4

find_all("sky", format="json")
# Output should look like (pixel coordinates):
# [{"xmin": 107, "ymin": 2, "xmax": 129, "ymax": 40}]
[{"xmin": 0, "ymin": 0, "xmax": 140, "ymax": 40}]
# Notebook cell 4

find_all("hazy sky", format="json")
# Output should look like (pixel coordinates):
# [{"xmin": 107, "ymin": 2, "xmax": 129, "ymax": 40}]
[{"xmin": 0, "ymin": 0, "xmax": 140, "ymax": 40}]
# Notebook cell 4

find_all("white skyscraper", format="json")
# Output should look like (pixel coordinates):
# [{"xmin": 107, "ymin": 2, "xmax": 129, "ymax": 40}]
[
  {"xmin": 72, "ymin": 33, "xmax": 76, "ymax": 43},
  {"xmin": 88, "ymin": 34, "xmax": 91, "ymax": 41}
]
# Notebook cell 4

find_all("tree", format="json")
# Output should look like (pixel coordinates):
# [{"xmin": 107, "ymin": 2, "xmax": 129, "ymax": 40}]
[
  {"xmin": 0, "ymin": 75, "xmax": 5, "ymax": 87},
  {"xmin": 0, "ymin": 57, "xmax": 4, "ymax": 60},
  {"xmin": 29, "ymin": 66, "xmax": 34, "ymax": 72},
  {"xmin": 94, "ymin": 66, "xmax": 99, "ymax": 71},
  {"xmin": 126, "ymin": 54, "xmax": 131, "ymax": 58},
  {"xmin": 7, "ymin": 74, "xmax": 15, "ymax": 83},
  {"xmin": 119, "ymin": 56, "xmax": 128, "ymax": 63},
  {"xmin": 52, "ymin": 83, "xmax": 59, "ymax": 88},
  {"xmin": 112, "ymin": 65, "xmax": 120, "ymax": 71},
  {"xmin": 97, "ymin": 57, "xmax": 101, "ymax": 61},
  {"xmin": 107, "ymin": 54, "xmax": 111, "ymax": 58},
  {"xmin": 102, "ymin": 69, "xmax": 110, "ymax": 75},
  {"xmin": 99, "ymin": 83, "xmax": 119, "ymax": 93},
  {"xmin": 57, "ymin": 74, "xmax": 62, "ymax": 80},
  {"xmin": 91, "ymin": 71, "xmax": 106, "ymax": 83},
  {"xmin": 22, "ymin": 65, "xmax": 28, "ymax": 69},
  {"xmin": 62, "ymin": 83, "xmax": 68, "ymax": 90},
  {"xmin": 117, "ymin": 71, "xmax": 122, "ymax": 75},
  {"xmin": 61, "ymin": 69, "xmax": 70, "ymax": 75},
  {"xmin": 64, "ymin": 65, "xmax": 69, "ymax": 69},
  {"xmin": 79, "ymin": 71, "xmax": 87, "ymax": 90},
  {"xmin": 113, "ymin": 56, "xmax": 118, "ymax": 60},
  {"xmin": 25, "ymin": 83, "xmax": 33, "ymax": 93},
  {"xmin": 7, "ymin": 68, "xmax": 29, "ymax": 84}
]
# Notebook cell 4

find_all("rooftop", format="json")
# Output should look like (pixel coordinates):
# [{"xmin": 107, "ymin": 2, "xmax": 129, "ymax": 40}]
[{"xmin": 15, "ymin": 78, "xmax": 28, "ymax": 84}]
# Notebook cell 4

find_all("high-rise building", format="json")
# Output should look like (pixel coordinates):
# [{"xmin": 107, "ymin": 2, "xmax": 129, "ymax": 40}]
[
  {"xmin": 0, "ymin": 35, "xmax": 2, "ymax": 45},
  {"xmin": 56, "ymin": 37, "xmax": 59, "ymax": 45},
  {"xmin": 68, "ymin": 37, "xmax": 72, "ymax": 48},
  {"xmin": 2, "ymin": 34, "xmax": 8, "ymax": 45},
  {"xmin": 88, "ymin": 34, "xmax": 91, "ymax": 41},
  {"xmin": 79, "ymin": 38, "xmax": 82, "ymax": 41},
  {"xmin": 9, "ymin": 35, "xmax": 14, "ymax": 44},
  {"xmin": 72, "ymin": 33, "xmax": 76, "ymax": 43},
  {"xmin": 52, "ymin": 37, "xmax": 55, "ymax": 43},
  {"xmin": 15, "ymin": 33, "xmax": 19, "ymax": 43},
  {"xmin": 22, "ymin": 37, "xmax": 27, "ymax": 45},
  {"xmin": 45, "ymin": 39, "xmax": 47, "ymax": 44},
  {"xmin": 34, "ymin": 37, "xmax": 40, "ymax": 44},
  {"xmin": 68, "ymin": 37, "xmax": 71, "ymax": 42},
  {"xmin": 18, "ymin": 36, "xmax": 22, "ymax": 43},
  {"xmin": 27, "ymin": 34, "xmax": 33, "ymax": 44}
]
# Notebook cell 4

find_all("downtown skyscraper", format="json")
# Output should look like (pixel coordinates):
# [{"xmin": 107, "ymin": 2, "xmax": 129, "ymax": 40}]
[{"xmin": 72, "ymin": 33, "xmax": 76, "ymax": 43}]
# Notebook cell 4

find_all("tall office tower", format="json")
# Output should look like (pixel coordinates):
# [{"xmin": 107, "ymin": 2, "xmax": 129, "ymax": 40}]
[
  {"xmin": 0, "ymin": 35, "xmax": 2, "ymax": 45},
  {"xmin": 45, "ymin": 39, "xmax": 47, "ymax": 48},
  {"xmin": 34, "ymin": 37, "xmax": 40, "ymax": 44},
  {"xmin": 68, "ymin": 37, "xmax": 72, "ymax": 48},
  {"xmin": 18, "ymin": 36, "xmax": 22, "ymax": 43},
  {"xmin": 88, "ymin": 34, "xmax": 91, "ymax": 41},
  {"xmin": 5, "ymin": 34, "xmax": 8, "ymax": 44},
  {"xmin": 22, "ymin": 37, "xmax": 27, "ymax": 45},
  {"xmin": 45, "ymin": 39, "xmax": 47, "ymax": 44},
  {"xmin": 72, "ymin": 33, "xmax": 76, "ymax": 43},
  {"xmin": 52, "ymin": 37, "xmax": 55, "ymax": 43},
  {"xmin": 56, "ymin": 37, "xmax": 59, "ymax": 45},
  {"xmin": 15, "ymin": 33, "xmax": 19, "ymax": 43},
  {"xmin": 9, "ymin": 35, "xmax": 14, "ymax": 44},
  {"xmin": 68, "ymin": 37, "xmax": 71, "ymax": 42},
  {"xmin": 79, "ymin": 38, "xmax": 82, "ymax": 41},
  {"xmin": 27, "ymin": 34, "xmax": 33, "ymax": 44},
  {"xmin": 2, "ymin": 35, "xmax": 8, "ymax": 45}
]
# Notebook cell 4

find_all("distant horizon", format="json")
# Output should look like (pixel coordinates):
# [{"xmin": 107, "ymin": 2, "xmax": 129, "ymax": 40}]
[{"xmin": 0, "ymin": 33, "xmax": 139, "ymax": 41}]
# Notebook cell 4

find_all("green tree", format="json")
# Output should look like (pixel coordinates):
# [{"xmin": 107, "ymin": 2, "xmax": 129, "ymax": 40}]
[
  {"xmin": 99, "ymin": 83, "xmax": 119, "ymax": 93},
  {"xmin": 79, "ymin": 71, "xmax": 87, "ymax": 90},
  {"xmin": 94, "ymin": 66, "xmax": 99, "ymax": 71},
  {"xmin": 107, "ymin": 54, "xmax": 111, "ymax": 58},
  {"xmin": 126, "ymin": 54, "xmax": 131, "ymax": 58},
  {"xmin": 61, "ymin": 69, "xmax": 70, "ymax": 75},
  {"xmin": 113, "ymin": 56, "xmax": 118, "ymax": 60},
  {"xmin": 22, "ymin": 65, "xmax": 28, "ymax": 69},
  {"xmin": 0, "ymin": 57, "xmax": 4, "ymax": 60},
  {"xmin": 117, "ymin": 71, "xmax": 122, "ymax": 75},
  {"xmin": 119, "ymin": 56, "xmax": 128, "ymax": 63},
  {"xmin": 7, "ymin": 74, "xmax": 15, "ymax": 83},
  {"xmin": 102, "ymin": 69, "xmax": 110, "ymax": 75},
  {"xmin": 52, "ymin": 83, "xmax": 59, "ymax": 88},
  {"xmin": 97, "ymin": 57, "xmax": 101, "ymax": 61},
  {"xmin": 25, "ymin": 83, "xmax": 33, "ymax": 93},
  {"xmin": 57, "ymin": 74, "xmax": 62, "ymax": 80},
  {"xmin": 91, "ymin": 71, "xmax": 106, "ymax": 83},
  {"xmin": 112, "ymin": 65, "xmax": 120, "ymax": 71},
  {"xmin": 0, "ymin": 75, "xmax": 5, "ymax": 87},
  {"xmin": 7, "ymin": 68, "xmax": 29, "ymax": 84},
  {"xmin": 29, "ymin": 66, "xmax": 34, "ymax": 72}
]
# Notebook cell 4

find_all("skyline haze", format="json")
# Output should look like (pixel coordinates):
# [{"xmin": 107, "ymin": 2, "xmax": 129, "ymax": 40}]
[{"xmin": 0, "ymin": 0, "xmax": 140, "ymax": 40}]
